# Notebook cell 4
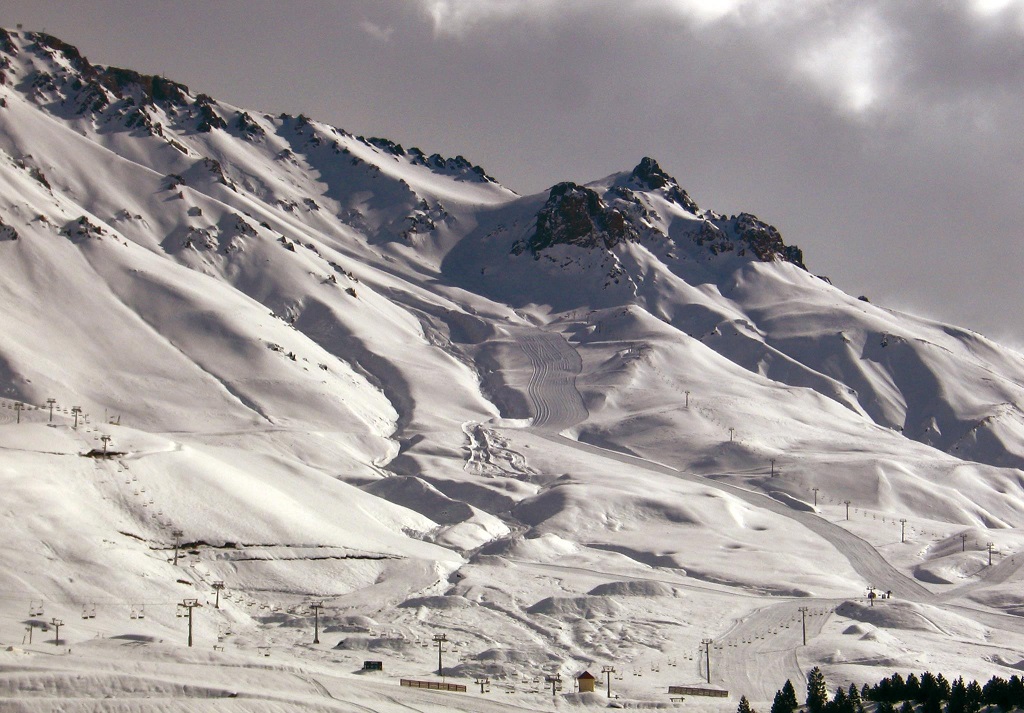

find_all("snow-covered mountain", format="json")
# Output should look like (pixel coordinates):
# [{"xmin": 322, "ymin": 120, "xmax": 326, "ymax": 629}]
[{"xmin": 4, "ymin": 28, "xmax": 1024, "ymax": 712}]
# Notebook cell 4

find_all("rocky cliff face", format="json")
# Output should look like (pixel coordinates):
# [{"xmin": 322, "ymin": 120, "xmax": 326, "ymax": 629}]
[
  {"xmin": 516, "ymin": 182, "xmax": 641, "ymax": 254},
  {"xmin": 514, "ymin": 157, "xmax": 804, "ymax": 271},
  {"xmin": 629, "ymin": 156, "xmax": 699, "ymax": 213}
]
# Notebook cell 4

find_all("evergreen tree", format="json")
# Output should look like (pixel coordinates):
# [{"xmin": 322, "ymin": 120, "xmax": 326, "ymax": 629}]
[
  {"xmin": 807, "ymin": 667, "xmax": 829, "ymax": 713},
  {"xmin": 905, "ymin": 674, "xmax": 921, "ymax": 703},
  {"xmin": 771, "ymin": 688, "xmax": 791, "ymax": 713},
  {"xmin": 861, "ymin": 684, "xmax": 871, "ymax": 702},
  {"xmin": 948, "ymin": 676, "xmax": 967, "ymax": 713},
  {"xmin": 782, "ymin": 679, "xmax": 799, "ymax": 710},
  {"xmin": 828, "ymin": 686, "xmax": 851, "ymax": 713},
  {"xmin": 936, "ymin": 673, "xmax": 951, "ymax": 701},
  {"xmin": 899, "ymin": 700, "xmax": 915, "ymax": 713},
  {"xmin": 738, "ymin": 695, "xmax": 755, "ymax": 713},
  {"xmin": 965, "ymin": 680, "xmax": 983, "ymax": 713},
  {"xmin": 877, "ymin": 701, "xmax": 897, "ymax": 713},
  {"xmin": 919, "ymin": 672, "xmax": 937, "ymax": 704},
  {"xmin": 890, "ymin": 673, "xmax": 907, "ymax": 702},
  {"xmin": 849, "ymin": 683, "xmax": 864, "ymax": 713},
  {"xmin": 870, "ymin": 676, "xmax": 890, "ymax": 703},
  {"xmin": 1009, "ymin": 675, "xmax": 1024, "ymax": 710},
  {"xmin": 983, "ymin": 676, "xmax": 1007, "ymax": 709}
]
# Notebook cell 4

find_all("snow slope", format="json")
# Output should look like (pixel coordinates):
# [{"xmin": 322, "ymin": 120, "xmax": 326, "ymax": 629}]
[{"xmin": 3, "ymin": 28, "xmax": 1024, "ymax": 712}]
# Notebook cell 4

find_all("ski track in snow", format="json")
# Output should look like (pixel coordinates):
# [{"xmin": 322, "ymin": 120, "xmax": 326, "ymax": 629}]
[
  {"xmin": 462, "ymin": 422, "xmax": 535, "ymax": 478},
  {"xmin": 712, "ymin": 599, "xmax": 837, "ymax": 700},
  {"xmin": 516, "ymin": 331, "xmax": 588, "ymax": 431}
]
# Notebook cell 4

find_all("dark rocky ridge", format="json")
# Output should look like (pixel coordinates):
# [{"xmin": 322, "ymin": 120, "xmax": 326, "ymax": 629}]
[
  {"xmin": 516, "ymin": 182, "xmax": 641, "ymax": 255},
  {"xmin": 363, "ymin": 136, "xmax": 497, "ymax": 185},
  {"xmin": 517, "ymin": 157, "xmax": 805, "ymax": 270},
  {"xmin": 630, "ymin": 156, "xmax": 699, "ymax": 213},
  {"xmin": 1, "ymin": 30, "xmax": 498, "ymax": 184}
]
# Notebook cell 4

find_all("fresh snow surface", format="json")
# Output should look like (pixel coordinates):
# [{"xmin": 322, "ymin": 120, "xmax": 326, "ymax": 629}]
[{"xmin": 3, "ymin": 28, "xmax": 1024, "ymax": 712}]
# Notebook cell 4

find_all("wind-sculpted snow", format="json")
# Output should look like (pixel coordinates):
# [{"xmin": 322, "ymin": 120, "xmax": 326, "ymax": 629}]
[{"xmin": 537, "ymin": 433, "xmax": 934, "ymax": 601}]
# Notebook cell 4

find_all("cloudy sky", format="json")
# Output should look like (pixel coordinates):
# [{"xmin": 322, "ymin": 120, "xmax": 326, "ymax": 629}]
[{"xmin": 10, "ymin": 1, "xmax": 1024, "ymax": 345}]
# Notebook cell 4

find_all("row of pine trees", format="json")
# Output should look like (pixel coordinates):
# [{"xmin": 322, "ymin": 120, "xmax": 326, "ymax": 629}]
[{"xmin": 735, "ymin": 668, "xmax": 1024, "ymax": 713}]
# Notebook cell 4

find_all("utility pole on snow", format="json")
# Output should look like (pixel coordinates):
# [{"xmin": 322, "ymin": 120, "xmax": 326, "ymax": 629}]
[
  {"xmin": 685, "ymin": 390, "xmax": 690, "ymax": 408},
  {"xmin": 14, "ymin": 402, "xmax": 22, "ymax": 423},
  {"xmin": 701, "ymin": 638, "xmax": 713, "ymax": 684},
  {"xmin": 179, "ymin": 599, "xmax": 201, "ymax": 647},
  {"xmin": 843, "ymin": 500, "xmax": 851, "ymax": 520},
  {"xmin": 987, "ymin": 542, "xmax": 996, "ymax": 566},
  {"xmin": 603, "ymin": 665, "xmax": 616, "ymax": 697},
  {"xmin": 798, "ymin": 606, "xmax": 809, "ymax": 646},
  {"xmin": 960, "ymin": 533, "xmax": 969, "ymax": 552},
  {"xmin": 50, "ymin": 618, "xmax": 63, "ymax": 647},
  {"xmin": 900, "ymin": 518, "xmax": 908, "ymax": 543},
  {"xmin": 212, "ymin": 581, "xmax": 225, "ymax": 609},
  {"xmin": 46, "ymin": 398, "xmax": 56, "ymax": 422},
  {"xmin": 433, "ymin": 632, "xmax": 447, "ymax": 676},
  {"xmin": 545, "ymin": 674, "xmax": 562, "ymax": 697},
  {"xmin": 71, "ymin": 406, "xmax": 82, "ymax": 428},
  {"xmin": 100, "ymin": 435, "xmax": 112, "ymax": 454},
  {"xmin": 812, "ymin": 488, "xmax": 819, "ymax": 507},
  {"xmin": 310, "ymin": 602, "xmax": 323, "ymax": 644},
  {"xmin": 172, "ymin": 529, "xmax": 184, "ymax": 566},
  {"xmin": 728, "ymin": 427, "xmax": 735, "ymax": 442}
]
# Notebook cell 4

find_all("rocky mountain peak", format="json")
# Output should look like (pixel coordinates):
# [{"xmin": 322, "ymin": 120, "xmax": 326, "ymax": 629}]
[
  {"xmin": 630, "ymin": 156, "xmax": 672, "ymax": 190},
  {"xmin": 516, "ymin": 182, "xmax": 640, "ymax": 255},
  {"xmin": 629, "ymin": 156, "xmax": 699, "ymax": 213},
  {"xmin": 514, "ymin": 163, "xmax": 805, "ymax": 272}
]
